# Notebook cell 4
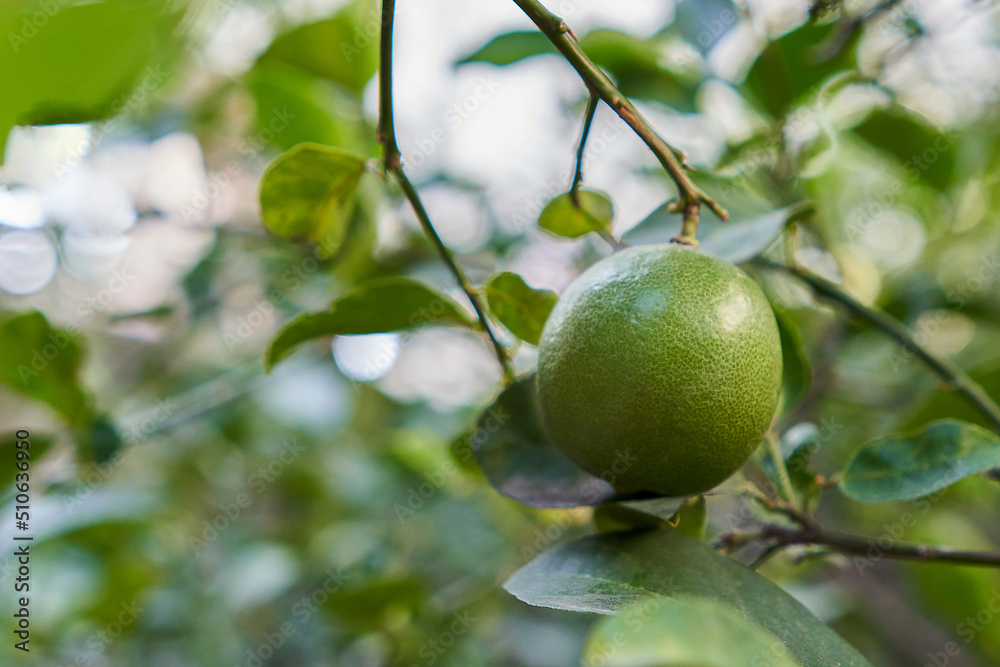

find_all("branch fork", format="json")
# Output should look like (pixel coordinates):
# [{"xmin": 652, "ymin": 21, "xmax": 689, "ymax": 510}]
[{"xmin": 512, "ymin": 0, "xmax": 727, "ymax": 246}]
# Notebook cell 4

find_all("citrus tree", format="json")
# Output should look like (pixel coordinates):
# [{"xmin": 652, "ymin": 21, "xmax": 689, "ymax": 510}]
[
  {"xmin": 3, "ymin": 0, "xmax": 1000, "ymax": 665},
  {"xmin": 261, "ymin": 1, "xmax": 1000, "ymax": 663}
]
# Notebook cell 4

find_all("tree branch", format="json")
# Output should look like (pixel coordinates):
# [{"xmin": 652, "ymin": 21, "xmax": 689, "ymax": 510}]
[
  {"xmin": 511, "ymin": 0, "xmax": 727, "ymax": 246},
  {"xmin": 378, "ymin": 0, "xmax": 515, "ymax": 384},
  {"xmin": 377, "ymin": 0, "xmax": 400, "ymax": 170},
  {"xmin": 757, "ymin": 260, "xmax": 1000, "ymax": 435},
  {"xmin": 761, "ymin": 523, "xmax": 1000, "ymax": 568},
  {"xmin": 725, "ymin": 488, "xmax": 1000, "ymax": 569}
]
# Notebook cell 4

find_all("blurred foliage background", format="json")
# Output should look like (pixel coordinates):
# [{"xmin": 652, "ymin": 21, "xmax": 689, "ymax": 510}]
[{"xmin": 2, "ymin": 0, "xmax": 1000, "ymax": 665}]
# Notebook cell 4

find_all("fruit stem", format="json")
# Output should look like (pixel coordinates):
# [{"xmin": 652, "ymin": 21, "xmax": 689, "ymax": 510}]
[
  {"xmin": 675, "ymin": 202, "xmax": 701, "ymax": 248},
  {"xmin": 378, "ymin": 0, "xmax": 516, "ymax": 385},
  {"xmin": 511, "ymin": 0, "xmax": 727, "ymax": 245}
]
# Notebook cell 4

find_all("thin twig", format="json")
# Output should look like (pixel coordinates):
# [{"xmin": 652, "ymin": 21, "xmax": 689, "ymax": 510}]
[
  {"xmin": 378, "ymin": 0, "xmax": 515, "ymax": 384},
  {"xmin": 719, "ymin": 497, "xmax": 1000, "ymax": 569},
  {"xmin": 757, "ymin": 260, "xmax": 1000, "ymax": 434},
  {"xmin": 741, "ymin": 485, "xmax": 813, "ymax": 528},
  {"xmin": 569, "ymin": 94, "xmax": 598, "ymax": 206},
  {"xmin": 511, "ymin": 0, "xmax": 727, "ymax": 246},
  {"xmin": 568, "ymin": 95, "xmax": 625, "ymax": 252},
  {"xmin": 762, "ymin": 524, "xmax": 1000, "ymax": 568},
  {"xmin": 392, "ymin": 171, "xmax": 516, "ymax": 383}
]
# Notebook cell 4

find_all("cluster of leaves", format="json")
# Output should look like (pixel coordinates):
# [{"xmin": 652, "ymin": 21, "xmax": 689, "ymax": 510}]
[
  {"xmin": 241, "ymin": 5, "xmax": 1000, "ymax": 666},
  {"xmin": 242, "ymin": 1, "xmax": 1000, "ymax": 664}
]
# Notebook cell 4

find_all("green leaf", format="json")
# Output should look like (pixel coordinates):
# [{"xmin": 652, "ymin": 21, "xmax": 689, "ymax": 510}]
[
  {"xmin": 265, "ymin": 277, "xmax": 475, "ymax": 370},
  {"xmin": 617, "ymin": 497, "xmax": 691, "ymax": 522},
  {"xmin": 458, "ymin": 29, "xmax": 696, "ymax": 109},
  {"xmin": 584, "ymin": 596, "xmax": 800, "ymax": 667},
  {"xmin": 485, "ymin": 272, "xmax": 558, "ymax": 346},
  {"xmin": 699, "ymin": 205, "xmax": 800, "ymax": 264},
  {"xmin": 258, "ymin": 143, "xmax": 367, "ymax": 254},
  {"xmin": 773, "ymin": 307, "xmax": 812, "ymax": 413},
  {"xmin": 579, "ymin": 30, "xmax": 696, "ymax": 111},
  {"xmin": 538, "ymin": 190, "xmax": 613, "ymax": 238},
  {"xmin": 902, "ymin": 361, "xmax": 1000, "ymax": 433},
  {"xmin": 504, "ymin": 530, "xmax": 872, "ymax": 667},
  {"xmin": 670, "ymin": 495, "xmax": 707, "ymax": 540},
  {"xmin": 841, "ymin": 420, "xmax": 1000, "ymax": 503},
  {"xmin": 257, "ymin": 4, "xmax": 377, "ymax": 93},
  {"xmin": 592, "ymin": 504, "xmax": 671, "ymax": 533},
  {"xmin": 455, "ymin": 29, "xmax": 697, "ymax": 111},
  {"xmin": 761, "ymin": 425, "xmax": 823, "ymax": 513},
  {"xmin": 744, "ymin": 22, "xmax": 857, "ymax": 117},
  {"xmin": 469, "ymin": 375, "xmax": 627, "ymax": 508},
  {"xmin": 323, "ymin": 576, "xmax": 428, "ymax": 633},
  {"xmin": 625, "ymin": 202, "xmax": 801, "ymax": 264},
  {"xmin": 248, "ymin": 62, "xmax": 344, "ymax": 152},
  {"xmin": 0, "ymin": 0, "xmax": 181, "ymax": 155},
  {"xmin": 780, "ymin": 424, "xmax": 823, "ymax": 512},
  {"xmin": 0, "ymin": 312, "xmax": 92, "ymax": 426},
  {"xmin": 456, "ymin": 31, "xmax": 556, "ymax": 66},
  {"xmin": 853, "ymin": 108, "xmax": 954, "ymax": 190}
]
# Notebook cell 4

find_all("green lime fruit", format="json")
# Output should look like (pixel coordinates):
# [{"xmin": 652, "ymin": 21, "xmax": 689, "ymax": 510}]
[{"xmin": 537, "ymin": 244, "xmax": 783, "ymax": 497}]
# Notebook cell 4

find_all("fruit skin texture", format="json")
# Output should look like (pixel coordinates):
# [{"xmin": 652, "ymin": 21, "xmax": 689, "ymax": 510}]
[{"xmin": 537, "ymin": 244, "xmax": 782, "ymax": 497}]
